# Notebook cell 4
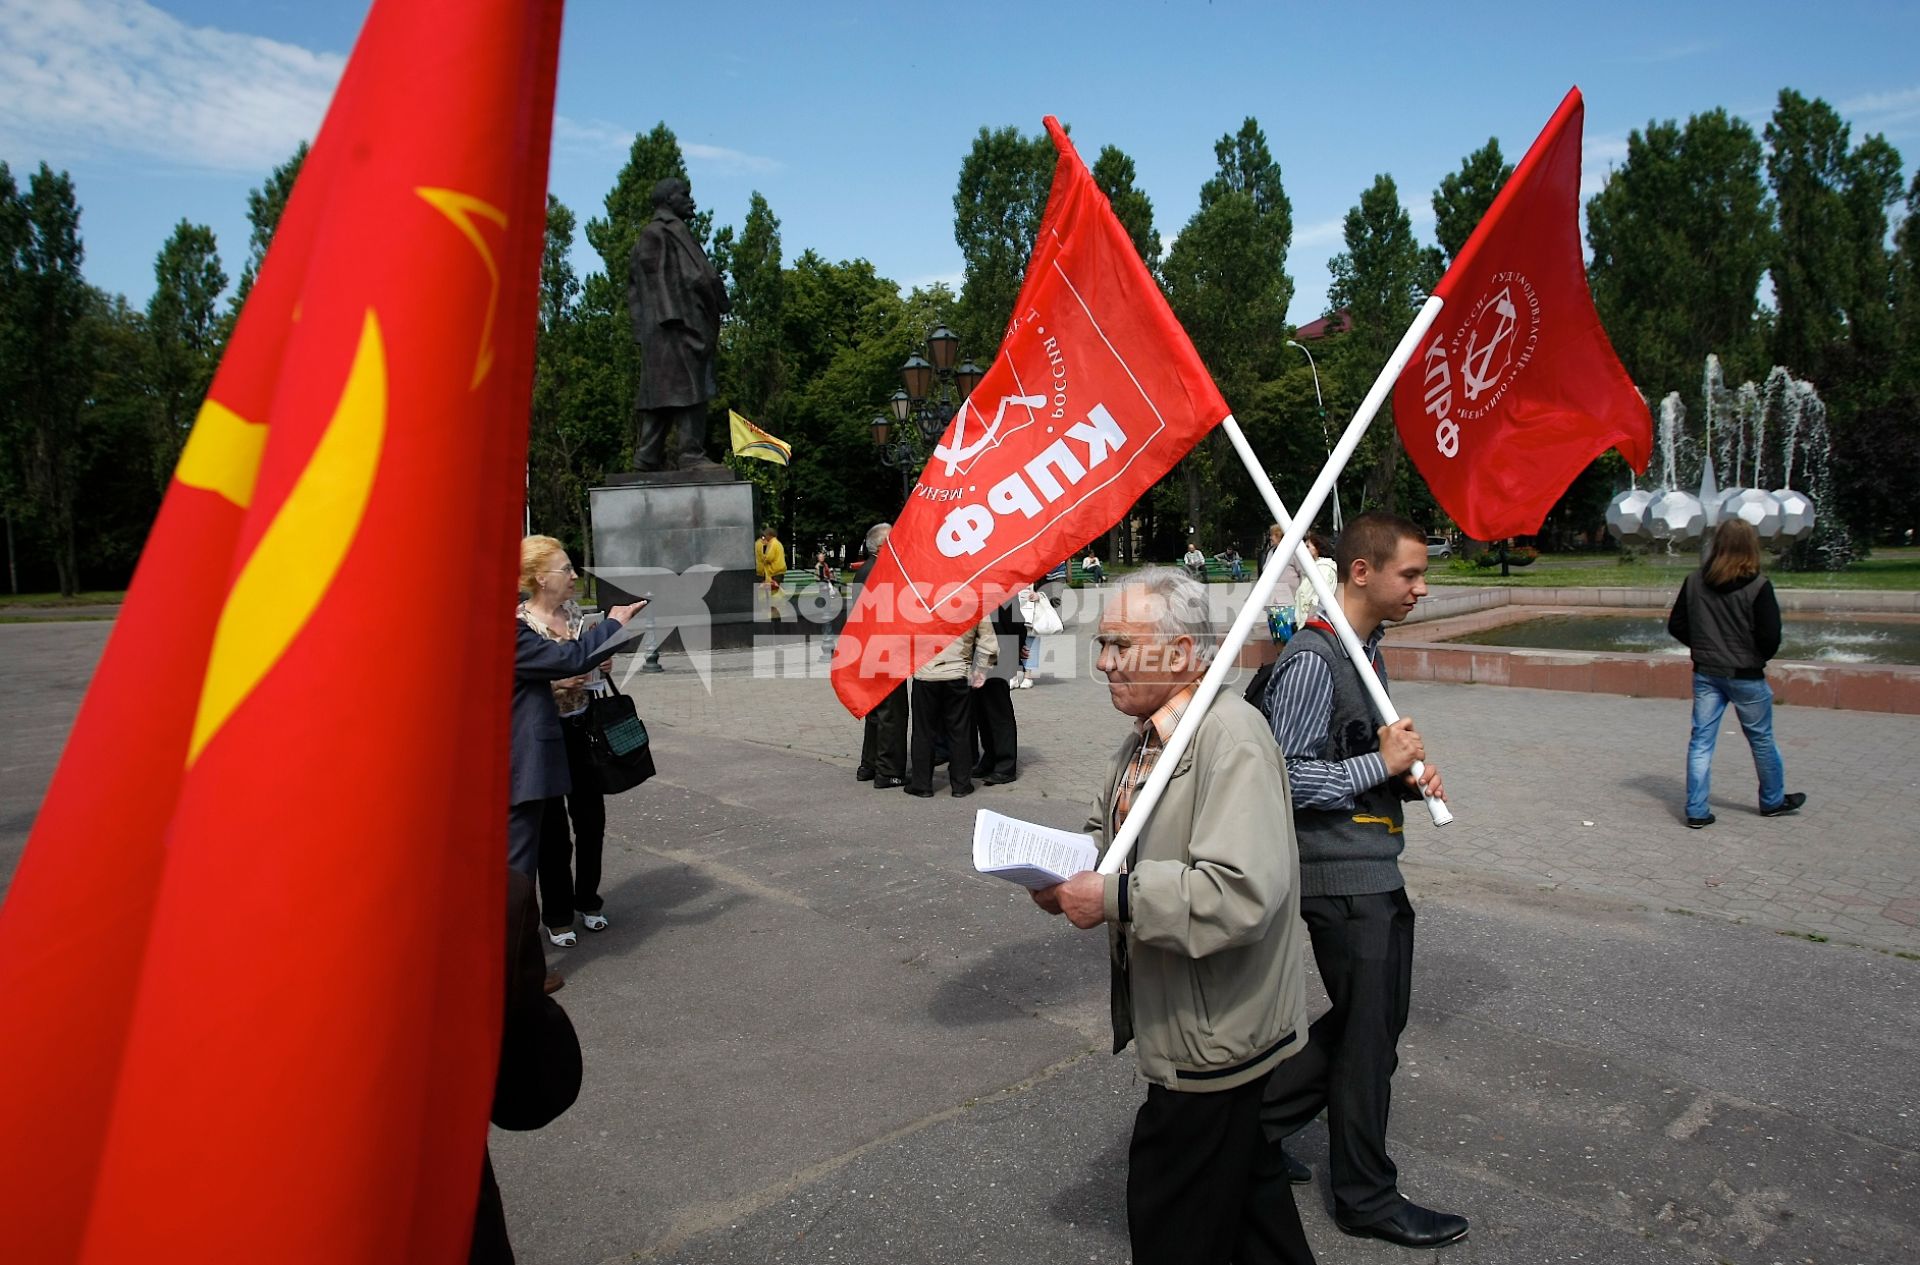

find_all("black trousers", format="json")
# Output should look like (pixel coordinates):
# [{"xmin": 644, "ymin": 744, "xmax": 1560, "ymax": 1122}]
[
  {"xmin": 908, "ymin": 677, "xmax": 975, "ymax": 794},
  {"xmin": 1128, "ymin": 1077, "xmax": 1316, "ymax": 1265},
  {"xmin": 537, "ymin": 714, "xmax": 606, "ymax": 930},
  {"xmin": 1260, "ymin": 888, "xmax": 1416, "ymax": 1225},
  {"xmin": 971, "ymin": 676, "xmax": 1018, "ymax": 780},
  {"xmin": 858, "ymin": 680, "xmax": 908, "ymax": 779}
]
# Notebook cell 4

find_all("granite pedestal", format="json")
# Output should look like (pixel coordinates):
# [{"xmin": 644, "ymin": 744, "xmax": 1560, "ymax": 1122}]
[{"xmin": 590, "ymin": 471, "xmax": 765, "ymax": 652}]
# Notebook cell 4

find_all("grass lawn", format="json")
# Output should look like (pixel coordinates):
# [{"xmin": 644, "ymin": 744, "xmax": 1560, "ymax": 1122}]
[
  {"xmin": 0, "ymin": 589, "xmax": 126, "ymax": 608},
  {"xmin": 1426, "ymin": 547, "xmax": 1920, "ymax": 591}
]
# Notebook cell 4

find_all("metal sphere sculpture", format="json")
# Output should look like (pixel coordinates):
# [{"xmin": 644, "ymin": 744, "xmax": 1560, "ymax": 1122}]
[
  {"xmin": 1771, "ymin": 488, "xmax": 1816, "ymax": 542},
  {"xmin": 1721, "ymin": 488, "xmax": 1783, "ymax": 542},
  {"xmin": 1645, "ymin": 490, "xmax": 1707, "ymax": 546},
  {"xmin": 1605, "ymin": 488, "xmax": 1656, "ymax": 544}
]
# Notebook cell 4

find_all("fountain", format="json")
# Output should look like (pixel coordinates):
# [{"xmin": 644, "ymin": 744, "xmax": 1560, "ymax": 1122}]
[{"xmin": 1606, "ymin": 358, "xmax": 1840, "ymax": 564}]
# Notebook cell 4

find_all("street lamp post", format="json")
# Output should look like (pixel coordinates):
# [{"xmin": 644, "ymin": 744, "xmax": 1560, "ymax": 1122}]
[
  {"xmin": 872, "ymin": 323, "xmax": 985, "ymax": 503},
  {"xmin": 1287, "ymin": 338, "xmax": 1342, "ymax": 534}
]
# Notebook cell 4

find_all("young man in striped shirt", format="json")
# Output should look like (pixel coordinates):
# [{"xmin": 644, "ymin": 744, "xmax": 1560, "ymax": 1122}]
[{"xmin": 1259, "ymin": 512, "xmax": 1466, "ymax": 1249}]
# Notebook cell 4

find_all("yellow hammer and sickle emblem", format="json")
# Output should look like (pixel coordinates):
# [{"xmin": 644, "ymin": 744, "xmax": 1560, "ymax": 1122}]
[
  {"xmin": 417, "ymin": 187, "xmax": 507, "ymax": 389},
  {"xmin": 188, "ymin": 311, "xmax": 388, "ymax": 765}
]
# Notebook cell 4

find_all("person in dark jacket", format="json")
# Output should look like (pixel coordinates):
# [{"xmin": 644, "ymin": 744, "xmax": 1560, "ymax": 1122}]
[
  {"xmin": 851, "ymin": 523, "xmax": 908, "ymax": 789},
  {"xmin": 470, "ymin": 868, "xmax": 586, "ymax": 1264},
  {"xmin": 971, "ymin": 590, "xmax": 1025, "ymax": 785},
  {"xmin": 512, "ymin": 537, "xmax": 644, "ymax": 878},
  {"xmin": 1668, "ymin": 518, "xmax": 1806, "ymax": 828}
]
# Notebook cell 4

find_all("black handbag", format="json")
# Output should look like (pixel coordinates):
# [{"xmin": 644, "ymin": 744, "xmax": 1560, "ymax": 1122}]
[{"xmin": 584, "ymin": 676, "xmax": 655, "ymax": 794}]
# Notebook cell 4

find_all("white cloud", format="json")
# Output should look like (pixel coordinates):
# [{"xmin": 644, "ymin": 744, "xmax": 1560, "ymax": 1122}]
[
  {"xmin": 901, "ymin": 268, "xmax": 963, "ymax": 294},
  {"xmin": 1840, "ymin": 85, "xmax": 1920, "ymax": 126},
  {"xmin": 1581, "ymin": 135, "xmax": 1630, "ymax": 205},
  {"xmin": 1293, "ymin": 216, "xmax": 1344, "ymax": 247},
  {"xmin": 0, "ymin": 0, "xmax": 341, "ymax": 174},
  {"xmin": 553, "ymin": 117, "xmax": 780, "ymax": 173},
  {"xmin": 1630, "ymin": 39, "xmax": 1718, "ymax": 65}
]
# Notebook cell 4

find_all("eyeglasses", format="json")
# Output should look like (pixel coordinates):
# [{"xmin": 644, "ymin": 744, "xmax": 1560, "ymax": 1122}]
[{"xmin": 541, "ymin": 565, "xmax": 577, "ymax": 576}]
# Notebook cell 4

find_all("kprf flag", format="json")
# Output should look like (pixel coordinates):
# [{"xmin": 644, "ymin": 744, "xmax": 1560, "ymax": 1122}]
[
  {"xmin": 1392, "ymin": 87, "xmax": 1650, "ymax": 540},
  {"xmin": 0, "ymin": 1, "xmax": 561, "ymax": 1260},
  {"xmin": 730, "ymin": 409, "xmax": 792, "ymax": 465},
  {"xmin": 831, "ymin": 117, "xmax": 1228, "ymax": 718}
]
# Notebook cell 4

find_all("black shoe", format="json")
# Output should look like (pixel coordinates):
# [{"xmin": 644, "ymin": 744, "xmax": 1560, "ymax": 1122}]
[
  {"xmin": 873, "ymin": 776, "xmax": 905, "ymax": 790},
  {"xmin": 1686, "ymin": 813, "xmax": 1715, "ymax": 829},
  {"xmin": 981, "ymin": 774, "xmax": 1017, "ymax": 786},
  {"xmin": 951, "ymin": 784, "xmax": 975, "ymax": 799},
  {"xmin": 1337, "ymin": 1202, "xmax": 1469, "ymax": 1248},
  {"xmin": 856, "ymin": 765, "xmax": 875, "ymax": 782},
  {"xmin": 1279, "ymin": 1148, "xmax": 1311, "ymax": 1185},
  {"xmin": 903, "ymin": 786, "xmax": 935, "ymax": 798},
  {"xmin": 1760, "ymin": 791, "xmax": 1807, "ymax": 817},
  {"xmin": 970, "ymin": 763, "xmax": 991, "ymax": 779}
]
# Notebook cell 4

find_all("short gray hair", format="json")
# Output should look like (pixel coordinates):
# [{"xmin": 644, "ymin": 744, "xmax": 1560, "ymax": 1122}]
[
  {"xmin": 1116, "ymin": 567, "xmax": 1215, "ymax": 656},
  {"xmin": 865, "ymin": 522, "xmax": 892, "ymax": 554}
]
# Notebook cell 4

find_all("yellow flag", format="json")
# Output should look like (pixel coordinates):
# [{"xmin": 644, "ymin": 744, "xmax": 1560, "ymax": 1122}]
[{"xmin": 729, "ymin": 410, "xmax": 792, "ymax": 465}]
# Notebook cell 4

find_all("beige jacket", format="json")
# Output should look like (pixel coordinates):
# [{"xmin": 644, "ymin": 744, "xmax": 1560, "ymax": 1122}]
[
  {"xmin": 912, "ymin": 617, "xmax": 996, "ymax": 682},
  {"xmin": 1088, "ymin": 693, "xmax": 1308, "ymax": 1092}
]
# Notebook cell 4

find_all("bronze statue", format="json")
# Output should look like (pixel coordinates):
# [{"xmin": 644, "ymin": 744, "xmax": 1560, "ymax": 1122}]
[{"xmin": 627, "ymin": 177, "xmax": 729, "ymax": 471}]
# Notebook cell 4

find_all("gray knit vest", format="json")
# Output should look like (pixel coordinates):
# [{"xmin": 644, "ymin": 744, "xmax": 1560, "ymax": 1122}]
[
  {"xmin": 1683, "ymin": 572, "xmax": 1767, "ymax": 678},
  {"xmin": 1277, "ymin": 625, "xmax": 1405, "ymax": 897}
]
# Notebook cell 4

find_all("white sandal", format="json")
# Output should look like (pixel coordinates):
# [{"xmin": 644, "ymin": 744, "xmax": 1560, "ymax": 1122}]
[
  {"xmin": 547, "ymin": 926, "xmax": 577, "ymax": 948},
  {"xmin": 581, "ymin": 912, "xmax": 609, "ymax": 932}
]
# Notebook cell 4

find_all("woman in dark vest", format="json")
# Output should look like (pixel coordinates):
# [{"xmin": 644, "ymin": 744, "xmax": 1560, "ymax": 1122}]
[{"xmin": 1667, "ymin": 518, "xmax": 1806, "ymax": 829}]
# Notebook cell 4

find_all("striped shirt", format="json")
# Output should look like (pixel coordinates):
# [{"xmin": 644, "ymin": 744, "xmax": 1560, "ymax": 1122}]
[
  {"xmin": 1112, "ymin": 684, "xmax": 1196, "ymax": 837},
  {"xmin": 1264, "ymin": 622, "xmax": 1390, "ymax": 811}
]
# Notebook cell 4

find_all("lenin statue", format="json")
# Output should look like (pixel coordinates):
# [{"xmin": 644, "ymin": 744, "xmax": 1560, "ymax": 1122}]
[{"xmin": 627, "ymin": 177, "xmax": 729, "ymax": 472}]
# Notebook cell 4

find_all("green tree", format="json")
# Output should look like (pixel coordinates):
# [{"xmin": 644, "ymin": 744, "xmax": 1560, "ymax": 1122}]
[
  {"xmin": 0, "ymin": 162, "xmax": 27, "ymax": 590},
  {"xmin": 582, "ymin": 123, "xmax": 710, "ymax": 289},
  {"xmin": 146, "ymin": 220, "xmax": 227, "ymax": 485},
  {"xmin": 1091, "ymin": 144, "xmax": 1161, "ymax": 275},
  {"xmin": 1432, "ymin": 138, "xmax": 1511, "ymax": 265},
  {"xmin": 1162, "ymin": 118, "xmax": 1294, "ymax": 541},
  {"xmin": 1765, "ymin": 90, "xmax": 1902, "ymax": 386},
  {"xmin": 231, "ymin": 141, "xmax": 307, "ymax": 310},
  {"xmin": 721, "ymin": 192, "xmax": 786, "ymax": 422},
  {"xmin": 1586, "ymin": 109, "xmax": 1772, "ymax": 407},
  {"xmin": 1895, "ymin": 170, "xmax": 1920, "ymax": 395},
  {"xmin": 1766, "ymin": 90, "xmax": 1906, "ymax": 547},
  {"xmin": 76, "ymin": 289, "xmax": 165, "ymax": 584},
  {"xmin": 580, "ymin": 123, "xmax": 711, "ymax": 468},
  {"xmin": 8, "ymin": 166, "xmax": 93, "ymax": 592},
  {"xmin": 1327, "ymin": 174, "xmax": 1440, "ymax": 515},
  {"xmin": 528, "ymin": 196, "xmax": 628, "ymax": 565},
  {"xmin": 775, "ymin": 250, "xmax": 920, "ymax": 549},
  {"xmin": 952, "ymin": 124, "xmax": 1054, "ymax": 356},
  {"xmin": 715, "ymin": 193, "xmax": 788, "ymax": 527}
]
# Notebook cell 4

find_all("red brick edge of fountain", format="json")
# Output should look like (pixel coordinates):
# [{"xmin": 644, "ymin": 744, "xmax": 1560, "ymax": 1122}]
[{"xmin": 1234, "ymin": 587, "xmax": 1920, "ymax": 715}]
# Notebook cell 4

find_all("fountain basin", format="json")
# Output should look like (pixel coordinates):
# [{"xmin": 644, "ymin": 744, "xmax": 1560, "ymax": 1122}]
[
  {"xmin": 1386, "ymin": 603, "xmax": 1920, "ymax": 713},
  {"xmin": 1236, "ymin": 587, "xmax": 1920, "ymax": 714}
]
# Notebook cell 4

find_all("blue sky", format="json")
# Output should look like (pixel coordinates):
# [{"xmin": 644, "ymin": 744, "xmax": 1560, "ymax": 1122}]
[{"xmin": 4, "ymin": 0, "xmax": 1917, "ymax": 330}]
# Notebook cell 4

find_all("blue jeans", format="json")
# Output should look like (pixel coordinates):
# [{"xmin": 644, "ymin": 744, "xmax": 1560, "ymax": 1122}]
[{"xmin": 1686, "ymin": 673, "xmax": 1785, "ymax": 818}]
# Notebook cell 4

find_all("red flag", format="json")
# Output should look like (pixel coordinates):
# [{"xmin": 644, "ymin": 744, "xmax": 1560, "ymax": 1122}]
[
  {"xmin": 1392, "ymin": 87, "xmax": 1650, "ymax": 540},
  {"xmin": 832, "ymin": 117, "xmax": 1228, "ymax": 717},
  {"xmin": 0, "ymin": 1, "xmax": 560, "ymax": 1259}
]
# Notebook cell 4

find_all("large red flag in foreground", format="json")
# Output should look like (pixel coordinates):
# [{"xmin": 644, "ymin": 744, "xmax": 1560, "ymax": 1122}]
[
  {"xmin": 832, "ymin": 118, "xmax": 1229, "ymax": 718},
  {"xmin": 1392, "ymin": 87, "xmax": 1650, "ymax": 541},
  {"xmin": 0, "ymin": 1, "xmax": 560, "ymax": 1260}
]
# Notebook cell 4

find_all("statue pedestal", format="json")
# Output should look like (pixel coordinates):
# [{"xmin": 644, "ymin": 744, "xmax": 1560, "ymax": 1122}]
[{"xmin": 589, "ymin": 473, "xmax": 763, "ymax": 652}]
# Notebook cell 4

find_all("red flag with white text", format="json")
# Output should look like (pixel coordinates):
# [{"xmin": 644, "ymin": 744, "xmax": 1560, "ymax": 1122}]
[
  {"xmin": 0, "ymin": 1, "xmax": 561, "ymax": 1260},
  {"xmin": 1392, "ymin": 87, "xmax": 1650, "ymax": 541},
  {"xmin": 832, "ymin": 117, "xmax": 1228, "ymax": 717}
]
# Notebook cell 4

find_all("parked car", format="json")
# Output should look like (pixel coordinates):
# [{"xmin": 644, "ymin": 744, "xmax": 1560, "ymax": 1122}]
[{"xmin": 1425, "ymin": 534, "xmax": 1453, "ymax": 559}]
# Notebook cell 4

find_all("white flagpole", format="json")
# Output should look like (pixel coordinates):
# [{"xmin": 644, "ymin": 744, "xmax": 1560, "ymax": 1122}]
[
  {"xmin": 1098, "ymin": 295, "xmax": 1446, "ymax": 877},
  {"xmin": 1219, "ymin": 415, "xmax": 1453, "ymax": 827}
]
